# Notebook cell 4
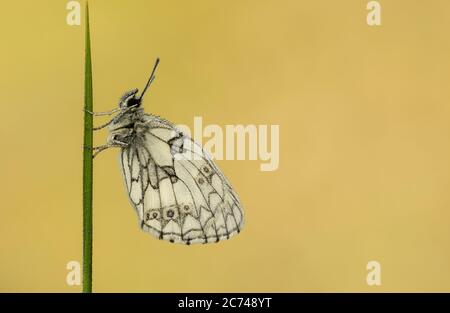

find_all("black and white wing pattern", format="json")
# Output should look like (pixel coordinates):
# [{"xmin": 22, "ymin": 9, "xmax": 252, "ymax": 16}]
[{"xmin": 120, "ymin": 114, "xmax": 244, "ymax": 244}]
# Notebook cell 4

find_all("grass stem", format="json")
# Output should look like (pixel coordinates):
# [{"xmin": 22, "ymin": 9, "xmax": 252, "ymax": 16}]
[{"xmin": 82, "ymin": 2, "xmax": 93, "ymax": 293}]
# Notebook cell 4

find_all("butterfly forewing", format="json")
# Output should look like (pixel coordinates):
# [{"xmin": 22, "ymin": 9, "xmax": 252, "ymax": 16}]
[{"xmin": 120, "ymin": 114, "xmax": 244, "ymax": 244}]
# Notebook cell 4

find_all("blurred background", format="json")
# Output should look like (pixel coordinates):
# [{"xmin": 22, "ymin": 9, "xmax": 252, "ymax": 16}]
[{"xmin": 1, "ymin": 0, "xmax": 450, "ymax": 292}]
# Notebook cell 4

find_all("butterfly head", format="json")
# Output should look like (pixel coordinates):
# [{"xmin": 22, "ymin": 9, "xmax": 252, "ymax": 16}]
[
  {"xmin": 119, "ymin": 58, "xmax": 160, "ymax": 110},
  {"xmin": 119, "ymin": 89, "xmax": 141, "ymax": 109}
]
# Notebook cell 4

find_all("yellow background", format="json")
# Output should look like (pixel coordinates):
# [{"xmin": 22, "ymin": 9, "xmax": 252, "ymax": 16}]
[{"xmin": 1, "ymin": 0, "xmax": 450, "ymax": 292}]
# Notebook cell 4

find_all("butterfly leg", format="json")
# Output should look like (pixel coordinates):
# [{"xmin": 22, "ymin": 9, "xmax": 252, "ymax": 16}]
[
  {"xmin": 84, "ymin": 108, "xmax": 121, "ymax": 116},
  {"xmin": 89, "ymin": 140, "xmax": 128, "ymax": 159},
  {"xmin": 85, "ymin": 108, "xmax": 120, "ymax": 129},
  {"xmin": 90, "ymin": 107, "xmax": 134, "ymax": 131},
  {"xmin": 92, "ymin": 119, "xmax": 114, "ymax": 131}
]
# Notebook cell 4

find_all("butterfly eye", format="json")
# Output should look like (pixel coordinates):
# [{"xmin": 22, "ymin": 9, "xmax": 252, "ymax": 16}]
[
  {"xmin": 119, "ymin": 88, "xmax": 139, "ymax": 107},
  {"xmin": 126, "ymin": 97, "xmax": 141, "ymax": 108}
]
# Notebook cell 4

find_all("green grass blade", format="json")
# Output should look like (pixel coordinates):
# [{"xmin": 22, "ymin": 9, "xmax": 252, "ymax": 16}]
[{"xmin": 82, "ymin": 2, "xmax": 93, "ymax": 293}]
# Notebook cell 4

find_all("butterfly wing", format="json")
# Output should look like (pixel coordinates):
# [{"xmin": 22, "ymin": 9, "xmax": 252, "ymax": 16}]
[{"xmin": 120, "ymin": 115, "xmax": 244, "ymax": 244}]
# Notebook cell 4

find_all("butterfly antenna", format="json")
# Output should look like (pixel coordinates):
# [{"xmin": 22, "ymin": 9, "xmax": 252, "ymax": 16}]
[{"xmin": 139, "ymin": 58, "xmax": 160, "ymax": 100}]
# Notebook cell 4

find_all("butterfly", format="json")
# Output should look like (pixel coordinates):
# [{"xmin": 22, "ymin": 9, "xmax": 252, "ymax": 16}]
[{"xmin": 89, "ymin": 58, "xmax": 244, "ymax": 244}]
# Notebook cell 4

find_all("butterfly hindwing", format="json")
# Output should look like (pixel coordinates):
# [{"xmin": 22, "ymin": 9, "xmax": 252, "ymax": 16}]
[{"xmin": 120, "ymin": 115, "xmax": 244, "ymax": 244}]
